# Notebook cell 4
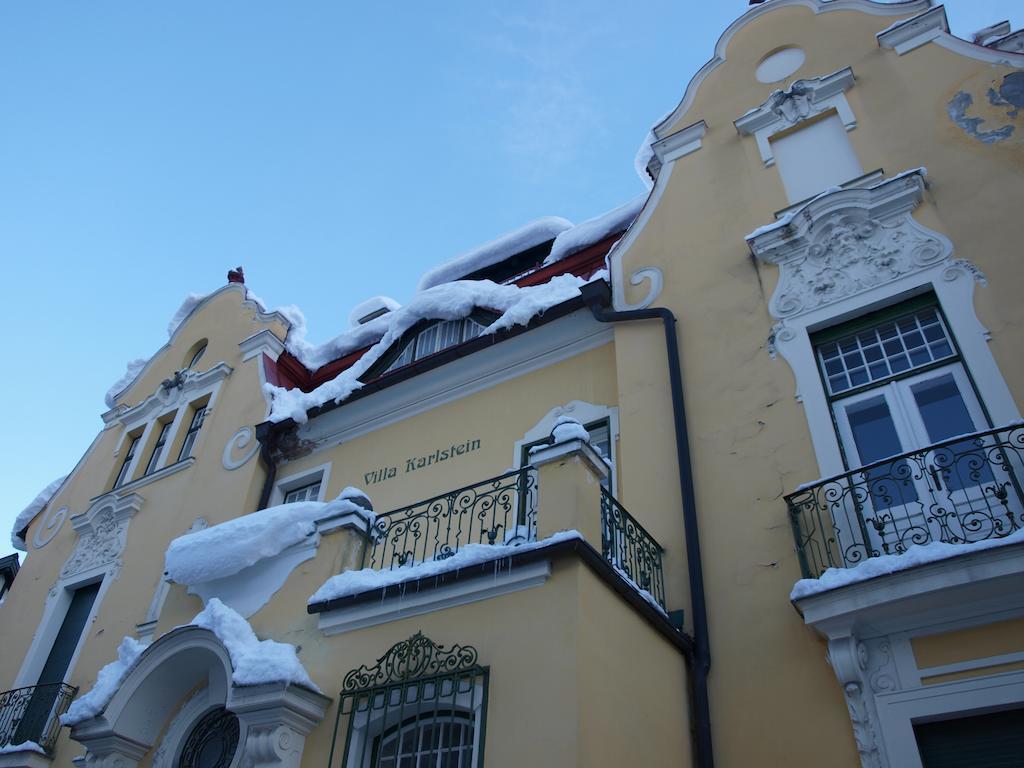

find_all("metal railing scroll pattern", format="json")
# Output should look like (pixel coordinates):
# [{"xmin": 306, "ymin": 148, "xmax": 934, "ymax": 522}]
[
  {"xmin": 0, "ymin": 682, "xmax": 77, "ymax": 754},
  {"xmin": 367, "ymin": 468, "xmax": 537, "ymax": 570},
  {"xmin": 787, "ymin": 423, "xmax": 1024, "ymax": 579},
  {"xmin": 600, "ymin": 487, "xmax": 667, "ymax": 609}
]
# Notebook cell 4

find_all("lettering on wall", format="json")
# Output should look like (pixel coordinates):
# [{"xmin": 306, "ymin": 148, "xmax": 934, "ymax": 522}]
[{"xmin": 363, "ymin": 438, "xmax": 482, "ymax": 486}]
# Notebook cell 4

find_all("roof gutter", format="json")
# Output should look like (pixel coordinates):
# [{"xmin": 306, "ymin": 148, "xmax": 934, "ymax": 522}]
[{"xmin": 581, "ymin": 280, "xmax": 714, "ymax": 768}]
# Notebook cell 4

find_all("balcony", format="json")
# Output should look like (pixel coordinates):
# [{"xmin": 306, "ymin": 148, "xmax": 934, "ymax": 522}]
[
  {"xmin": 787, "ymin": 423, "xmax": 1024, "ymax": 579},
  {"xmin": 363, "ymin": 462, "xmax": 666, "ymax": 609},
  {"xmin": 0, "ymin": 683, "xmax": 77, "ymax": 756}
]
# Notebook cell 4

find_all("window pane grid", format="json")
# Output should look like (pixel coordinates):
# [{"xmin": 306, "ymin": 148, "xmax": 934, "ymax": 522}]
[
  {"xmin": 144, "ymin": 422, "xmax": 172, "ymax": 475},
  {"xmin": 818, "ymin": 308, "xmax": 955, "ymax": 395},
  {"xmin": 283, "ymin": 481, "xmax": 321, "ymax": 504},
  {"xmin": 178, "ymin": 408, "xmax": 206, "ymax": 461}
]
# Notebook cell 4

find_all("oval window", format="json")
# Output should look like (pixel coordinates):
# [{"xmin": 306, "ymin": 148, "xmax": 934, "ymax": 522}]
[{"xmin": 756, "ymin": 47, "xmax": 806, "ymax": 83}]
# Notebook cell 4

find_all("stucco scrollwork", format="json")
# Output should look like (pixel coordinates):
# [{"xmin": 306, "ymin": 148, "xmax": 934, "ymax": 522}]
[
  {"xmin": 769, "ymin": 213, "xmax": 946, "ymax": 319},
  {"xmin": 827, "ymin": 636, "xmax": 884, "ymax": 768},
  {"xmin": 61, "ymin": 509, "xmax": 128, "ymax": 580},
  {"xmin": 32, "ymin": 505, "xmax": 69, "ymax": 549},
  {"xmin": 223, "ymin": 426, "xmax": 260, "ymax": 471}
]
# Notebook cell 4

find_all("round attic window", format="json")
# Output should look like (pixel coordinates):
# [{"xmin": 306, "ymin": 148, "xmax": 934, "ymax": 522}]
[{"xmin": 755, "ymin": 47, "xmax": 805, "ymax": 83}]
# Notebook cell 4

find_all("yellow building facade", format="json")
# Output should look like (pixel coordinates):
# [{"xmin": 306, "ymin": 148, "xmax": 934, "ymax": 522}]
[{"xmin": 2, "ymin": 2, "xmax": 1022, "ymax": 767}]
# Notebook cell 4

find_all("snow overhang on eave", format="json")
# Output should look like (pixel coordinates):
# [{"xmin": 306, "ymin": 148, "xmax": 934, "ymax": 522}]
[{"xmin": 274, "ymin": 281, "xmax": 611, "ymax": 427}]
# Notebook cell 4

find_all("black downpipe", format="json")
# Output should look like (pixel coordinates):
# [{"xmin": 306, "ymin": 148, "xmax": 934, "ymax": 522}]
[
  {"xmin": 254, "ymin": 421, "xmax": 281, "ymax": 511},
  {"xmin": 583, "ymin": 282, "xmax": 714, "ymax": 768}
]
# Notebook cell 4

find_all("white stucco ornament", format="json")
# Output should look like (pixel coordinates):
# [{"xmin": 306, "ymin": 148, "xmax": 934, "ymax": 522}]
[{"xmin": 222, "ymin": 426, "xmax": 260, "ymax": 471}]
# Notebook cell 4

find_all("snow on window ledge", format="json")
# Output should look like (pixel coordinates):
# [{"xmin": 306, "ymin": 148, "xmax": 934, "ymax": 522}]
[{"xmin": 790, "ymin": 527, "xmax": 1024, "ymax": 601}]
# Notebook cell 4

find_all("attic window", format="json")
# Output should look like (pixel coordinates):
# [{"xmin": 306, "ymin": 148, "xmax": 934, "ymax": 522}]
[{"xmin": 384, "ymin": 317, "xmax": 487, "ymax": 374}]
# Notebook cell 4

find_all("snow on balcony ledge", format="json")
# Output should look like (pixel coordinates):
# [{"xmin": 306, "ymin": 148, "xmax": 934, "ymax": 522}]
[{"xmin": 790, "ymin": 527, "xmax": 1024, "ymax": 601}]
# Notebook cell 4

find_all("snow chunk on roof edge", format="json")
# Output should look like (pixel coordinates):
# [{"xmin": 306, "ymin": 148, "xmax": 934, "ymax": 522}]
[
  {"xmin": 11, "ymin": 475, "xmax": 67, "ymax": 551},
  {"xmin": 417, "ymin": 216, "xmax": 573, "ymax": 291},
  {"xmin": 266, "ymin": 271, "xmax": 606, "ymax": 423},
  {"xmin": 544, "ymin": 196, "xmax": 645, "ymax": 267}
]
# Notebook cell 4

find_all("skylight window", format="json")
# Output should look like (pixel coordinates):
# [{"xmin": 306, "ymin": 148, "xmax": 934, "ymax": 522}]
[{"xmin": 384, "ymin": 317, "xmax": 488, "ymax": 374}]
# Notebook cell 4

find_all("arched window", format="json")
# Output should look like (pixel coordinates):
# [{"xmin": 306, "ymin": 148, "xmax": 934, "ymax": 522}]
[
  {"xmin": 373, "ymin": 712, "xmax": 476, "ymax": 768},
  {"xmin": 178, "ymin": 707, "xmax": 240, "ymax": 768},
  {"xmin": 335, "ymin": 633, "xmax": 488, "ymax": 768},
  {"xmin": 380, "ymin": 314, "xmax": 492, "ymax": 375}
]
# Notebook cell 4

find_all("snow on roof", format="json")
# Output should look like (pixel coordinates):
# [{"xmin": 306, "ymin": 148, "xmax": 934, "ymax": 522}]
[
  {"xmin": 416, "ymin": 216, "xmax": 573, "ymax": 291},
  {"xmin": 267, "ymin": 270, "xmax": 606, "ymax": 423},
  {"xmin": 633, "ymin": 128, "xmax": 657, "ymax": 190},
  {"xmin": 543, "ymin": 196, "xmax": 645, "ymax": 267},
  {"xmin": 11, "ymin": 475, "xmax": 67, "ymax": 551},
  {"xmin": 165, "ymin": 494, "xmax": 372, "ymax": 586},
  {"xmin": 192, "ymin": 597, "xmax": 319, "ymax": 690},
  {"xmin": 166, "ymin": 293, "xmax": 207, "ymax": 338},
  {"xmin": 63, "ymin": 599, "xmax": 319, "ymax": 726},
  {"xmin": 348, "ymin": 296, "xmax": 401, "ymax": 327},
  {"xmin": 104, "ymin": 358, "xmax": 148, "ymax": 409},
  {"xmin": 62, "ymin": 636, "xmax": 148, "ymax": 726},
  {"xmin": 309, "ymin": 530, "xmax": 583, "ymax": 606},
  {"xmin": 790, "ymin": 527, "xmax": 1024, "ymax": 601}
]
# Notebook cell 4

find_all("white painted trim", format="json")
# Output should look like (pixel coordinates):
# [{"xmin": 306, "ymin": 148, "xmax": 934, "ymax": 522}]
[
  {"xmin": 269, "ymin": 462, "xmax": 333, "ymax": 507},
  {"xmin": 607, "ymin": 160, "xmax": 673, "ymax": 311},
  {"xmin": 875, "ymin": 669, "xmax": 1024, "ymax": 768},
  {"xmin": 652, "ymin": 120, "xmax": 706, "ymax": 165},
  {"xmin": 734, "ymin": 68, "xmax": 857, "ymax": 168},
  {"xmin": 221, "ymin": 428, "xmax": 259, "ymax": 471},
  {"xmin": 918, "ymin": 651, "xmax": 1024, "ymax": 682},
  {"xmin": 115, "ymin": 364, "xmax": 231, "ymax": 434},
  {"xmin": 0, "ymin": 750, "xmax": 53, "ymax": 768},
  {"xmin": 876, "ymin": 5, "xmax": 1024, "ymax": 66},
  {"xmin": 110, "ymin": 457, "xmax": 194, "ymax": 494},
  {"xmin": 238, "ymin": 329, "xmax": 284, "ymax": 362},
  {"xmin": 514, "ymin": 401, "xmax": 620, "ymax": 496},
  {"xmin": 295, "ymin": 309, "xmax": 614, "ymax": 452},
  {"xmin": 876, "ymin": 5, "xmax": 948, "ymax": 55},
  {"xmin": 317, "ymin": 560, "xmax": 551, "ymax": 636}
]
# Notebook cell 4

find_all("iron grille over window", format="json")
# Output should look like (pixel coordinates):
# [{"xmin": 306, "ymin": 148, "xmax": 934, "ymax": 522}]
[
  {"xmin": 330, "ymin": 633, "xmax": 489, "ymax": 768},
  {"xmin": 179, "ymin": 707, "xmax": 240, "ymax": 768}
]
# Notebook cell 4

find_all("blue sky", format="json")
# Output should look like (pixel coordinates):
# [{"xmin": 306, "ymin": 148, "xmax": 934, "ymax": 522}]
[{"xmin": 2, "ymin": 0, "xmax": 1021, "ymax": 557}]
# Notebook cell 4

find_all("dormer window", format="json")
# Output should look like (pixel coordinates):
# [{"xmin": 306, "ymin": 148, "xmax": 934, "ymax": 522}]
[{"xmin": 382, "ymin": 315, "xmax": 490, "ymax": 375}]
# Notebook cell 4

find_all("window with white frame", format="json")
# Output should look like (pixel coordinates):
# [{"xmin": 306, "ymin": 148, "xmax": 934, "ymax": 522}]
[
  {"xmin": 143, "ymin": 420, "xmax": 174, "ymax": 476},
  {"xmin": 283, "ymin": 480, "xmax": 322, "ymax": 504},
  {"xmin": 178, "ymin": 406, "xmax": 207, "ymax": 461},
  {"xmin": 383, "ymin": 317, "xmax": 488, "ymax": 375},
  {"xmin": 113, "ymin": 435, "xmax": 141, "ymax": 489}
]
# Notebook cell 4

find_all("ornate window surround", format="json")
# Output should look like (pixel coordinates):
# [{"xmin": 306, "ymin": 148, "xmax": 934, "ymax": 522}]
[
  {"xmin": 734, "ymin": 66, "xmax": 857, "ymax": 168},
  {"xmin": 748, "ymin": 170, "xmax": 1020, "ymax": 478},
  {"xmin": 14, "ymin": 493, "xmax": 144, "ymax": 689},
  {"xmin": 106, "ymin": 363, "xmax": 232, "ymax": 489}
]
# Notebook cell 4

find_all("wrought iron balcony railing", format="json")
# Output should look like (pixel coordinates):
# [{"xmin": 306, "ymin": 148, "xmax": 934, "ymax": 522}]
[
  {"xmin": 363, "ymin": 466, "xmax": 667, "ymax": 611},
  {"xmin": 366, "ymin": 467, "xmax": 539, "ymax": 570},
  {"xmin": 600, "ymin": 488, "xmax": 666, "ymax": 609},
  {"xmin": 0, "ymin": 682, "xmax": 77, "ymax": 754},
  {"xmin": 787, "ymin": 423, "xmax": 1024, "ymax": 579}
]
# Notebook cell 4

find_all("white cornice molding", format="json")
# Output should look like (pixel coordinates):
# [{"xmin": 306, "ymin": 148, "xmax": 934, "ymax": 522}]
[
  {"xmin": 239, "ymin": 329, "xmax": 285, "ymax": 362},
  {"xmin": 72, "ymin": 492, "xmax": 144, "ymax": 535},
  {"xmin": 876, "ymin": 4, "xmax": 1024, "ymax": 65},
  {"xmin": 735, "ymin": 67, "xmax": 857, "ymax": 167},
  {"xmin": 651, "ymin": 120, "xmax": 706, "ymax": 167},
  {"xmin": 876, "ymin": 5, "xmax": 948, "ymax": 54},
  {"xmin": 113, "ymin": 363, "xmax": 232, "ymax": 431}
]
